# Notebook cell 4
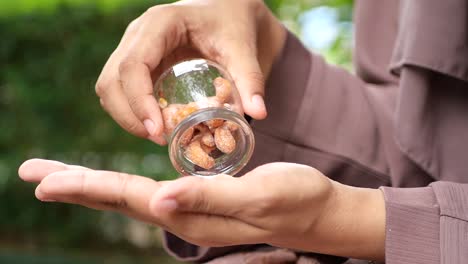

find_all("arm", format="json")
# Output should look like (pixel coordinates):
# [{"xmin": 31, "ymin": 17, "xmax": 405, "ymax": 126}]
[
  {"xmin": 18, "ymin": 159, "xmax": 386, "ymax": 261},
  {"xmin": 16, "ymin": 4, "xmax": 466, "ymax": 264},
  {"xmin": 256, "ymin": 31, "xmax": 468, "ymax": 264},
  {"xmin": 18, "ymin": 161, "xmax": 468, "ymax": 264},
  {"xmin": 162, "ymin": 30, "xmax": 396, "ymax": 262}
]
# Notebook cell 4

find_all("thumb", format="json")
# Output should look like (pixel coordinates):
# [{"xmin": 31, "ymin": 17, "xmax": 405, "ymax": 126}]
[
  {"xmin": 222, "ymin": 39, "xmax": 267, "ymax": 120},
  {"xmin": 150, "ymin": 175, "xmax": 250, "ymax": 216}
]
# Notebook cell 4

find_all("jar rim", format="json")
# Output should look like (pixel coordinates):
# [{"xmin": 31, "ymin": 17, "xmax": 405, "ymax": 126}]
[{"xmin": 168, "ymin": 108, "xmax": 255, "ymax": 177}]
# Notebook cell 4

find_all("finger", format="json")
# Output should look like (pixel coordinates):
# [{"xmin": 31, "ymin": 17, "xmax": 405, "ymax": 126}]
[
  {"xmin": 18, "ymin": 159, "xmax": 90, "ymax": 183},
  {"xmin": 222, "ymin": 35, "xmax": 267, "ymax": 120},
  {"xmin": 95, "ymin": 15, "xmax": 167, "ymax": 143},
  {"xmin": 119, "ymin": 61, "xmax": 163, "ymax": 137},
  {"xmin": 95, "ymin": 19, "xmax": 149, "ymax": 138},
  {"xmin": 35, "ymin": 169, "xmax": 166, "ymax": 222},
  {"xmin": 149, "ymin": 175, "xmax": 252, "ymax": 217},
  {"xmin": 34, "ymin": 184, "xmax": 158, "ymax": 224},
  {"xmin": 98, "ymin": 81, "xmax": 149, "ymax": 138},
  {"xmin": 98, "ymin": 83, "xmax": 167, "ymax": 144},
  {"xmin": 118, "ymin": 8, "xmax": 184, "ymax": 137}
]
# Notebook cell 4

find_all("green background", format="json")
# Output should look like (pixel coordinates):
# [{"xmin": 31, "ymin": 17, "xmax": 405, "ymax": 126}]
[{"xmin": 0, "ymin": 0, "xmax": 352, "ymax": 263}]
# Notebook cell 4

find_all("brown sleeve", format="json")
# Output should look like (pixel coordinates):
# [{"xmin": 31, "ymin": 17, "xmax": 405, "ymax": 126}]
[{"xmin": 381, "ymin": 182, "xmax": 468, "ymax": 264}]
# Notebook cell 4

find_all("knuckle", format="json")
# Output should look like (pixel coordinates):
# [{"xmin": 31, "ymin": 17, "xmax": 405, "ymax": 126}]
[
  {"xmin": 95, "ymin": 78, "xmax": 109, "ymax": 97},
  {"xmin": 127, "ymin": 94, "xmax": 145, "ymax": 109},
  {"xmin": 126, "ymin": 17, "xmax": 140, "ymax": 33},
  {"xmin": 99, "ymin": 98, "xmax": 106, "ymax": 108},
  {"xmin": 126, "ymin": 121, "xmax": 143, "ymax": 134},
  {"xmin": 251, "ymin": 195, "xmax": 279, "ymax": 217},
  {"xmin": 120, "ymin": 116, "xmax": 146, "ymax": 136},
  {"xmin": 191, "ymin": 191, "xmax": 208, "ymax": 212},
  {"xmin": 179, "ymin": 176, "xmax": 208, "ymax": 211},
  {"xmin": 79, "ymin": 170, "xmax": 90, "ymax": 195},
  {"xmin": 246, "ymin": 71, "xmax": 265, "ymax": 90},
  {"xmin": 115, "ymin": 172, "xmax": 132, "ymax": 208},
  {"xmin": 248, "ymin": 185, "xmax": 280, "ymax": 217},
  {"xmin": 142, "ymin": 5, "xmax": 183, "ymax": 30},
  {"xmin": 146, "ymin": 5, "xmax": 178, "ymax": 18},
  {"xmin": 145, "ymin": 6, "xmax": 160, "ymax": 15},
  {"xmin": 118, "ymin": 58, "xmax": 136, "ymax": 75}
]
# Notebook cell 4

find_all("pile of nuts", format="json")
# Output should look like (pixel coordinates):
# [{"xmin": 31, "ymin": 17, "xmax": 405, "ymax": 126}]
[{"xmin": 160, "ymin": 77, "xmax": 239, "ymax": 169}]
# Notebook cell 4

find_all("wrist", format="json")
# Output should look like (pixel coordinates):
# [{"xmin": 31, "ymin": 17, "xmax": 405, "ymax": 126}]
[
  {"xmin": 311, "ymin": 181, "xmax": 386, "ymax": 261},
  {"xmin": 344, "ymin": 184, "xmax": 385, "ymax": 261}
]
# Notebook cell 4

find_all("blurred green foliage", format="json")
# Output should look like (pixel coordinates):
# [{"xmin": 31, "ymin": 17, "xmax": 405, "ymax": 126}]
[{"xmin": 0, "ymin": 0, "xmax": 352, "ymax": 262}]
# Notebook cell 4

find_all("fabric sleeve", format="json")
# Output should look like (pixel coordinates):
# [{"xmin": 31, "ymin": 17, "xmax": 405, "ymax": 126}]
[{"xmin": 381, "ymin": 182, "xmax": 468, "ymax": 264}]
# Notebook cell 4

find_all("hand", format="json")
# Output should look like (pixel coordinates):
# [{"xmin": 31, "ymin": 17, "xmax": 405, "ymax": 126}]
[
  {"xmin": 95, "ymin": 0, "xmax": 286, "ymax": 144},
  {"xmin": 19, "ymin": 159, "xmax": 385, "ymax": 261}
]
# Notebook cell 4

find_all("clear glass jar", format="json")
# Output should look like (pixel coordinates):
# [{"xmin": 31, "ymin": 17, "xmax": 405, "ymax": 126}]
[{"xmin": 154, "ymin": 59, "xmax": 254, "ymax": 177}]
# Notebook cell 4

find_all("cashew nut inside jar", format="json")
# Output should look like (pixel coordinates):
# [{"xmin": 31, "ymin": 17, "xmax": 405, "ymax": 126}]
[{"xmin": 154, "ymin": 59, "xmax": 255, "ymax": 177}]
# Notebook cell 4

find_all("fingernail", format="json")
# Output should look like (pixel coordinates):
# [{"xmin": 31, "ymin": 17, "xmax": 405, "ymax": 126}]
[
  {"xmin": 251, "ymin": 94, "xmax": 265, "ymax": 109},
  {"xmin": 158, "ymin": 199, "xmax": 178, "ymax": 211},
  {"xmin": 143, "ymin": 119, "xmax": 156, "ymax": 136}
]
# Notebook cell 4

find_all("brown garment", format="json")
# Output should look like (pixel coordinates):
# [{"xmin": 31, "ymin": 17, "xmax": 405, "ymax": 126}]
[{"xmin": 163, "ymin": 0, "xmax": 468, "ymax": 263}]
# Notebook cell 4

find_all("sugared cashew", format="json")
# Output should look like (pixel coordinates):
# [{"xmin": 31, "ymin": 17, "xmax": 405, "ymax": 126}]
[
  {"xmin": 175, "ymin": 104, "xmax": 198, "ymax": 123},
  {"xmin": 194, "ymin": 123, "xmax": 215, "ymax": 147},
  {"xmin": 185, "ymin": 139, "xmax": 215, "ymax": 169},
  {"xmin": 223, "ymin": 120, "xmax": 239, "ymax": 132},
  {"xmin": 162, "ymin": 103, "xmax": 199, "ymax": 135},
  {"xmin": 204, "ymin": 119, "xmax": 224, "ymax": 131},
  {"xmin": 201, "ymin": 131, "xmax": 215, "ymax": 147},
  {"xmin": 162, "ymin": 104, "xmax": 184, "ymax": 134},
  {"xmin": 213, "ymin": 77, "xmax": 232, "ymax": 103},
  {"xmin": 179, "ymin": 126, "xmax": 194, "ymax": 146},
  {"xmin": 214, "ymin": 126, "xmax": 236, "ymax": 154},
  {"xmin": 200, "ymin": 143, "xmax": 217, "ymax": 154},
  {"xmin": 194, "ymin": 123, "xmax": 209, "ymax": 133}
]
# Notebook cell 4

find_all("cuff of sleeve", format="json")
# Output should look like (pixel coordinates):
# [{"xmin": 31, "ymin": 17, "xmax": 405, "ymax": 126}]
[{"xmin": 380, "ymin": 186, "xmax": 440, "ymax": 264}]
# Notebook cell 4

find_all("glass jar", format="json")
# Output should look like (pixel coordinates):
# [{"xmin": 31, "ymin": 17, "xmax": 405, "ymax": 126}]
[{"xmin": 154, "ymin": 59, "xmax": 255, "ymax": 177}]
